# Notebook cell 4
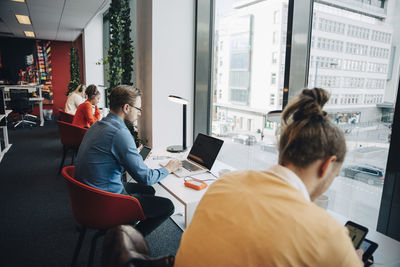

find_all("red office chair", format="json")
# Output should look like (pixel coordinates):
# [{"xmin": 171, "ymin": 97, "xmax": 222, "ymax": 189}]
[
  {"xmin": 62, "ymin": 166, "xmax": 146, "ymax": 267},
  {"xmin": 59, "ymin": 108, "xmax": 75, "ymax": 124},
  {"xmin": 57, "ymin": 121, "xmax": 87, "ymax": 174}
]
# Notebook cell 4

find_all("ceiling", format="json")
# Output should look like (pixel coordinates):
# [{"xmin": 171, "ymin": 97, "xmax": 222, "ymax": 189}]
[{"xmin": 0, "ymin": 0, "xmax": 110, "ymax": 41}]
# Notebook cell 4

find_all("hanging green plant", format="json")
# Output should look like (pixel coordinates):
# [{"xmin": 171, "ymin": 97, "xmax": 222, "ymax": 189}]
[
  {"xmin": 105, "ymin": 0, "xmax": 138, "ymax": 143},
  {"xmin": 67, "ymin": 44, "xmax": 80, "ymax": 95},
  {"xmin": 107, "ymin": 0, "xmax": 123, "ymax": 97},
  {"xmin": 121, "ymin": 0, "xmax": 134, "ymax": 86},
  {"xmin": 105, "ymin": 0, "xmax": 134, "ymax": 96}
]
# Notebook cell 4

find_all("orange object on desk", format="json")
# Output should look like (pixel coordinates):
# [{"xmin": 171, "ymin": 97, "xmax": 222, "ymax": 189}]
[{"xmin": 184, "ymin": 179, "xmax": 207, "ymax": 190}]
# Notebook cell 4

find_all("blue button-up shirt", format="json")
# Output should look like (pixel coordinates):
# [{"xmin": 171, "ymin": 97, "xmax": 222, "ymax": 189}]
[{"xmin": 75, "ymin": 113, "xmax": 169, "ymax": 194}]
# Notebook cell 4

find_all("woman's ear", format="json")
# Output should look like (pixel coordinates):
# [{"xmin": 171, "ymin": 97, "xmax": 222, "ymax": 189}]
[{"xmin": 319, "ymin": 155, "xmax": 337, "ymax": 178}]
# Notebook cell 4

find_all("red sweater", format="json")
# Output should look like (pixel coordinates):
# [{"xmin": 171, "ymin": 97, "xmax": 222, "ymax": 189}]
[{"xmin": 72, "ymin": 100, "xmax": 101, "ymax": 128}]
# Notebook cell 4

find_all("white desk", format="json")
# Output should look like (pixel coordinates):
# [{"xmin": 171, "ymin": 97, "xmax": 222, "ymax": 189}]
[
  {"xmin": 329, "ymin": 210, "xmax": 400, "ymax": 266},
  {"xmin": 129, "ymin": 148, "xmax": 234, "ymax": 230},
  {"xmin": 0, "ymin": 109, "xmax": 12, "ymax": 162},
  {"xmin": 4, "ymin": 97, "xmax": 44, "ymax": 127},
  {"xmin": 0, "ymin": 109, "xmax": 12, "ymax": 121},
  {"xmin": 2, "ymin": 85, "xmax": 44, "ymax": 127}
]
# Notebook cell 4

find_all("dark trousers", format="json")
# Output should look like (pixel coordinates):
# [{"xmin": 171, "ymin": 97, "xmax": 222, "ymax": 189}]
[{"xmin": 122, "ymin": 182, "xmax": 174, "ymax": 236}]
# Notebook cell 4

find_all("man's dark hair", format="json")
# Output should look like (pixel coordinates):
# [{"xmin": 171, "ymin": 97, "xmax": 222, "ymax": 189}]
[
  {"xmin": 279, "ymin": 88, "xmax": 346, "ymax": 167},
  {"xmin": 109, "ymin": 85, "xmax": 142, "ymax": 111}
]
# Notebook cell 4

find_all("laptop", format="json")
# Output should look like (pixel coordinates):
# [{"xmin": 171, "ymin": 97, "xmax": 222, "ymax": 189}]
[{"xmin": 162, "ymin": 133, "xmax": 224, "ymax": 177}]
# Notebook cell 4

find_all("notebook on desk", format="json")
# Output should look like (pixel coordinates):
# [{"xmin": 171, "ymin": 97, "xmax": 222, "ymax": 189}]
[{"xmin": 161, "ymin": 133, "xmax": 224, "ymax": 177}]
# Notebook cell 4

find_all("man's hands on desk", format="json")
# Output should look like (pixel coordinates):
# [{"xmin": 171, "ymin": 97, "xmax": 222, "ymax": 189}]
[{"xmin": 164, "ymin": 159, "xmax": 182, "ymax": 174}]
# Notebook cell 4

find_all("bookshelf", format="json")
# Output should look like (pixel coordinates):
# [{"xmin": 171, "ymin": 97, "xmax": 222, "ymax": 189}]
[{"xmin": 36, "ymin": 40, "xmax": 53, "ymax": 104}]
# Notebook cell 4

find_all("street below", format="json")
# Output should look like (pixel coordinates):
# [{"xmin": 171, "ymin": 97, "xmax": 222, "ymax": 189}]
[{"xmin": 215, "ymin": 124, "xmax": 390, "ymax": 229}]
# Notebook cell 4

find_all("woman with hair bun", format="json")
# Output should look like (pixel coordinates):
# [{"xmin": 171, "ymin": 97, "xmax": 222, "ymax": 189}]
[
  {"xmin": 175, "ymin": 88, "xmax": 363, "ymax": 267},
  {"xmin": 72, "ymin": 84, "xmax": 101, "ymax": 128},
  {"xmin": 64, "ymin": 84, "xmax": 86, "ymax": 115}
]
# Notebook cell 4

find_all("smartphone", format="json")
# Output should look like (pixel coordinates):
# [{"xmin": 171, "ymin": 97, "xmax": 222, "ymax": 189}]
[
  {"xmin": 139, "ymin": 146, "xmax": 152, "ymax": 160},
  {"xmin": 345, "ymin": 221, "xmax": 369, "ymax": 249},
  {"xmin": 360, "ymin": 238, "xmax": 378, "ymax": 263}
]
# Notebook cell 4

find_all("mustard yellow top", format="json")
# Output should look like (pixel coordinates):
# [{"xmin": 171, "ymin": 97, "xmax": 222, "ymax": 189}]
[{"xmin": 175, "ymin": 168, "xmax": 362, "ymax": 267}]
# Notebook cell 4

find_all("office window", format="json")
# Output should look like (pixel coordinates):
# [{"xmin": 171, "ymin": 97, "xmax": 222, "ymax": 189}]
[
  {"xmin": 271, "ymin": 73, "xmax": 276, "ymax": 85},
  {"xmin": 247, "ymin": 118, "xmax": 252, "ymax": 131},
  {"xmin": 272, "ymin": 31, "xmax": 278, "ymax": 45},
  {"xmin": 347, "ymin": 25, "xmax": 370, "ymax": 39},
  {"xmin": 223, "ymin": 21, "xmax": 252, "ymax": 106},
  {"xmin": 366, "ymin": 79, "xmax": 385, "ymax": 89},
  {"xmin": 315, "ymin": 56, "xmax": 340, "ymax": 70},
  {"xmin": 273, "ymin": 10, "xmax": 279, "ymax": 24},
  {"xmin": 319, "ymin": 18, "xmax": 345, "ymax": 35},
  {"xmin": 316, "ymin": 37, "xmax": 343, "ymax": 52},
  {"xmin": 198, "ymin": 0, "xmax": 400, "ymax": 238},
  {"xmin": 272, "ymin": 52, "xmax": 278, "ymax": 64},
  {"xmin": 369, "ymin": 46, "xmax": 389, "ymax": 59},
  {"xmin": 371, "ymin": 30, "xmax": 392, "ymax": 44},
  {"xmin": 230, "ymin": 88, "xmax": 249, "ymax": 104},
  {"xmin": 229, "ymin": 71, "xmax": 249, "ymax": 88},
  {"xmin": 313, "ymin": 75, "xmax": 341, "ymax": 88},
  {"xmin": 343, "ymin": 77, "xmax": 365, "ymax": 88},
  {"xmin": 230, "ymin": 53, "xmax": 249, "ymax": 69},
  {"xmin": 270, "ymin": 93, "xmax": 275, "ymax": 105},
  {"xmin": 211, "ymin": 0, "xmax": 287, "ymax": 171},
  {"xmin": 345, "ymin": 42, "xmax": 368, "ymax": 56},
  {"xmin": 367, "ymin": 62, "xmax": 387, "ymax": 74},
  {"xmin": 308, "ymin": 1, "xmax": 396, "ymax": 230},
  {"xmin": 327, "ymin": 94, "xmax": 339, "ymax": 105},
  {"xmin": 364, "ymin": 94, "xmax": 384, "ymax": 104},
  {"xmin": 281, "ymin": 31, "xmax": 287, "ymax": 43}
]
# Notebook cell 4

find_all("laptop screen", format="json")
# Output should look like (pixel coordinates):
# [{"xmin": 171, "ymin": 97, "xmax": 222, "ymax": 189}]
[{"xmin": 187, "ymin": 133, "xmax": 224, "ymax": 170}]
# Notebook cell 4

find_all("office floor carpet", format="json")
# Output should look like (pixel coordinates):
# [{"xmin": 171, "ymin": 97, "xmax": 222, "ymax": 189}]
[{"xmin": 0, "ymin": 120, "xmax": 182, "ymax": 267}]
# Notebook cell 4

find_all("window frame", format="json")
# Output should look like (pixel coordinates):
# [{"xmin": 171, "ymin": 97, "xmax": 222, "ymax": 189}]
[{"xmin": 193, "ymin": 0, "xmax": 400, "ymax": 241}]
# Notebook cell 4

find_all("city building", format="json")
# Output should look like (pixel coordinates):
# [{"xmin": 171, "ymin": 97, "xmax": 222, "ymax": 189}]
[{"xmin": 212, "ymin": 0, "xmax": 393, "ymax": 137}]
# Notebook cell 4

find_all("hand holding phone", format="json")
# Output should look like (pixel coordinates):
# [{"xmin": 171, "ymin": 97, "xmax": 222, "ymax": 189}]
[
  {"xmin": 360, "ymin": 238, "xmax": 378, "ymax": 263},
  {"xmin": 345, "ymin": 221, "xmax": 368, "ymax": 249}
]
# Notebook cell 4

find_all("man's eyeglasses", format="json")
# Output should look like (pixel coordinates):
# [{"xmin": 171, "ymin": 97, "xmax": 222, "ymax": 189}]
[{"xmin": 128, "ymin": 104, "xmax": 142, "ymax": 112}]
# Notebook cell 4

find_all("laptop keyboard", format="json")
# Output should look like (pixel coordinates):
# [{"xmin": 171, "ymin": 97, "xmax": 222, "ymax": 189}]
[{"xmin": 182, "ymin": 160, "xmax": 202, "ymax": 172}]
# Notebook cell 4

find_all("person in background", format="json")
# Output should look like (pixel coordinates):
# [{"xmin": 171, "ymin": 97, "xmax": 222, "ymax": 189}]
[
  {"xmin": 64, "ymin": 84, "xmax": 86, "ymax": 115},
  {"xmin": 175, "ymin": 88, "xmax": 363, "ymax": 267},
  {"xmin": 75, "ymin": 85, "xmax": 181, "ymax": 236},
  {"xmin": 72, "ymin": 84, "xmax": 101, "ymax": 128}
]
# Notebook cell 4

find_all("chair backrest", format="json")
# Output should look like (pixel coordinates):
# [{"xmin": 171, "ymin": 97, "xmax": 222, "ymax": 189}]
[
  {"xmin": 62, "ymin": 166, "xmax": 146, "ymax": 229},
  {"xmin": 10, "ymin": 89, "xmax": 32, "ymax": 114},
  {"xmin": 58, "ymin": 109, "xmax": 74, "ymax": 124},
  {"xmin": 57, "ymin": 120, "xmax": 87, "ymax": 148}
]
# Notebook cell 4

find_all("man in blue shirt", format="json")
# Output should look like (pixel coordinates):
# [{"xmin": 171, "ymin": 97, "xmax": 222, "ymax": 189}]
[{"xmin": 75, "ymin": 85, "xmax": 181, "ymax": 236}]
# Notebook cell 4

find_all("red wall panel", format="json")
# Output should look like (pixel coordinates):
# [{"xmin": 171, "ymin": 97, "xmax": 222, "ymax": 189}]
[{"xmin": 38, "ymin": 34, "xmax": 84, "ymax": 116}]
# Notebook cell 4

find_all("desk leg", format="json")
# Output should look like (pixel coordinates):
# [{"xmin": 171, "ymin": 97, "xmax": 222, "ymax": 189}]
[
  {"xmin": 0, "ymin": 126, "xmax": 12, "ymax": 162},
  {"xmin": 39, "ymin": 100, "xmax": 44, "ymax": 126},
  {"xmin": 3, "ymin": 126, "xmax": 9, "ymax": 147},
  {"xmin": 0, "ymin": 127, "xmax": 2, "ymax": 155},
  {"xmin": 185, "ymin": 202, "xmax": 198, "ymax": 228}
]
